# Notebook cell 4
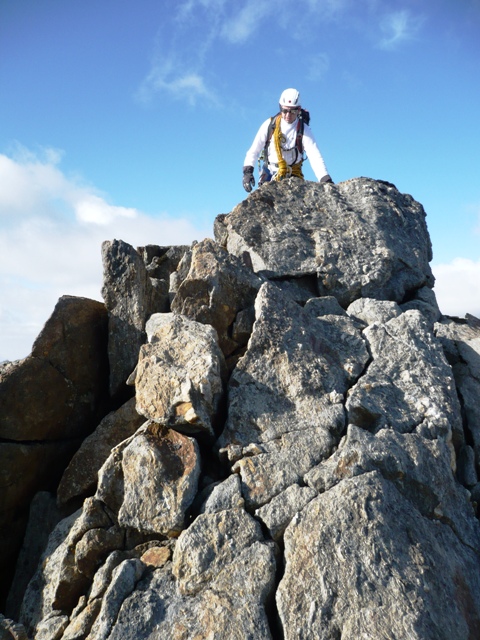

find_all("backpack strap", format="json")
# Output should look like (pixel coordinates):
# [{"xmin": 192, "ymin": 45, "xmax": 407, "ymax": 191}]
[
  {"xmin": 262, "ymin": 113, "xmax": 280, "ymax": 166},
  {"xmin": 296, "ymin": 117, "xmax": 304, "ymax": 156},
  {"xmin": 295, "ymin": 109, "xmax": 310, "ymax": 156}
]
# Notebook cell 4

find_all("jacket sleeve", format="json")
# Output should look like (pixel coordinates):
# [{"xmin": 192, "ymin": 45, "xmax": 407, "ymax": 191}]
[
  {"xmin": 302, "ymin": 124, "xmax": 329, "ymax": 181},
  {"xmin": 243, "ymin": 119, "xmax": 271, "ymax": 168}
]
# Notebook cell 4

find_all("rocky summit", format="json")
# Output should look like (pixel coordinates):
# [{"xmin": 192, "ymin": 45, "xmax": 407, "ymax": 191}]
[{"xmin": 1, "ymin": 176, "xmax": 480, "ymax": 640}]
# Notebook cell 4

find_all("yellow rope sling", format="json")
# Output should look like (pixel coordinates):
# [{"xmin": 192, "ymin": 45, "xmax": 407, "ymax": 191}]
[{"xmin": 273, "ymin": 114, "xmax": 304, "ymax": 181}]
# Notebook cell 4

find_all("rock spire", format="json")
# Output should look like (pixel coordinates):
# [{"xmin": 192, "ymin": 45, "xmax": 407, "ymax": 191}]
[{"xmin": 1, "ymin": 177, "xmax": 480, "ymax": 639}]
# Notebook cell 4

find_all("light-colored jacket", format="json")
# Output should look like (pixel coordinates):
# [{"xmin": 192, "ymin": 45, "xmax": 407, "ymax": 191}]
[{"xmin": 243, "ymin": 116, "xmax": 329, "ymax": 181}]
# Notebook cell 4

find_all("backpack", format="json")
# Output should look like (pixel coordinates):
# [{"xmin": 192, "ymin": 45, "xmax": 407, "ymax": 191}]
[{"xmin": 262, "ymin": 108, "xmax": 310, "ymax": 166}]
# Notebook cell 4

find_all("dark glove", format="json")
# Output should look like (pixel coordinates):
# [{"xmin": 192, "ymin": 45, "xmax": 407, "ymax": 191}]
[
  {"xmin": 320, "ymin": 174, "xmax": 334, "ymax": 184},
  {"xmin": 243, "ymin": 166, "xmax": 255, "ymax": 192}
]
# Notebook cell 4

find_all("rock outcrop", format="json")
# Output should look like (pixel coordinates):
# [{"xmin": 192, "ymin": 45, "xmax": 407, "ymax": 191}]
[
  {"xmin": 1, "ymin": 177, "xmax": 480, "ymax": 640},
  {"xmin": 214, "ymin": 178, "xmax": 434, "ymax": 305},
  {"xmin": 0, "ymin": 296, "xmax": 109, "ymax": 609}
]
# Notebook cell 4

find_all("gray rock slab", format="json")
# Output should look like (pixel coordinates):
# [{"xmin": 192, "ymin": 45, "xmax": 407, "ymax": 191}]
[
  {"xmin": 304, "ymin": 295, "xmax": 348, "ymax": 318},
  {"xmin": 232, "ymin": 425, "xmax": 336, "ymax": 509},
  {"xmin": 346, "ymin": 297, "xmax": 402, "ymax": 326},
  {"xmin": 305, "ymin": 424, "xmax": 480, "ymax": 550},
  {"xmin": 277, "ymin": 471, "xmax": 480, "ymax": 640},
  {"xmin": 435, "ymin": 317, "xmax": 480, "ymax": 471},
  {"xmin": 218, "ymin": 281, "xmax": 367, "ymax": 452},
  {"xmin": 346, "ymin": 310, "xmax": 463, "ymax": 443},
  {"xmin": 172, "ymin": 507, "xmax": 265, "ymax": 595},
  {"xmin": 86, "ymin": 558, "xmax": 145, "ymax": 640},
  {"xmin": 400, "ymin": 285, "xmax": 441, "ymax": 326},
  {"xmin": 215, "ymin": 177, "xmax": 434, "ymax": 307},
  {"xmin": 199, "ymin": 474, "xmax": 245, "ymax": 514}
]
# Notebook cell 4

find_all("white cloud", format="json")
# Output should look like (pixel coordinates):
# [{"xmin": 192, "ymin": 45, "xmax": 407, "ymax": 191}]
[
  {"xmin": 377, "ymin": 9, "xmax": 424, "ymax": 50},
  {"xmin": 0, "ymin": 149, "xmax": 210, "ymax": 362},
  {"xmin": 221, "ymin": 1, "xmax": 271, "ymax": 44},
  {"xmin": 0, "ymin": 150, "xmax": 66, "ymax": 217},
  {"xmin": 136, "ymin": 52, "xmax": 217, "ymax": 107},
  {"xmin": 136, "ymin": 0, "xmax": 345, "ymax": 106},
  {"xmin": 432, "ymin": 258, "xmax": 480, "ymax": 319},
  {"xmin": 74, "ymin": 194, "xmax": 137, "ymax": 225},
  {"xmin": 167, "ymin": 73, "xmax": 214, "ymax": 104},
  {"xmin": 136, "ymin": 0, "xmax": 427, "ymax": 109}
]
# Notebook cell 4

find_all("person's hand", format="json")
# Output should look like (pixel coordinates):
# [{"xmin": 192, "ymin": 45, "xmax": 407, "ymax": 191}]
[
  {"xmin": 320, "ymin": 174, "xmax": 334, "ymax": 184},
  {"xmin": 243, "ymin": 166, "xmax": 255, "ymax": 192}
]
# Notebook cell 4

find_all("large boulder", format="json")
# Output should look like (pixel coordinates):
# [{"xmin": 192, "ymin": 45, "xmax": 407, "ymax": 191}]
[
  {"xmin": 171, "ymin": 238, "xmax": 262, "ymax": 356},
  {"xmin": 0, "ymin": 295, "xmax": 109, "ymax": 607},
  {"xmin": 219, "ymin": 281, "xmax": 369, "ymax": 451},
  {"xmin": 132, "ymin": 313, "xmax": 226, "ymax": 438},
  {"xmin": 96, "ymin": 422, "xmax": 201, "ymax": 537},
  {"xmin": 277, "ymin": 471, "xmax": 480, "ymax": 640},
  {"xmin": 305, "ymin": 425, "xmax": 480, "ymax": 549},
  {"xmin": 1, "ymin": 296, "xmax": 108, "ymax": 441},
  {"xmin": 214, "ymin": 178, "xmax": 434, "ymax": 307}
]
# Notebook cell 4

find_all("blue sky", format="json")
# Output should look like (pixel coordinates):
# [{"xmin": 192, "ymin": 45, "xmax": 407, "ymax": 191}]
[{"xmin": 1, "ymin": 0, "xmax": 479, "ymax": 361}]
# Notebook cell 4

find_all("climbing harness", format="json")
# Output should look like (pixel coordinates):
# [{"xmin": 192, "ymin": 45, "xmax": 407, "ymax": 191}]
[
  {"xmin": 259, "ymin": 109, "xmax": 310, "ymax": 182},
  {"xmin": 272, "ymin": 114, "xmax": 304, "ymax": 181}
]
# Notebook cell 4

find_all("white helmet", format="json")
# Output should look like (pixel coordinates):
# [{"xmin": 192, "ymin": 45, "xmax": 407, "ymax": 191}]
[{"xmin": 279, "ymin": 88, "xmax": 301, "ymax": 108}]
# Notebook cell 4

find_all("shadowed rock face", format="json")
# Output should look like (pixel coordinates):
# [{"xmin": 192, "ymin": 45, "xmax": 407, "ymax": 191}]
[
  {"xmin": 2, "ymin": 177, "xmax": 480, "ymax": 640},
  {"xmin": 0, "ymin": 295, "xmax": 109, "ymax": 610}
]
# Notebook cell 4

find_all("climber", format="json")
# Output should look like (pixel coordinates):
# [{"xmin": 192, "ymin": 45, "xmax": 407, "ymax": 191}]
[{"xmin": 242, "ymin": 88, "xmax": 333, "ymax": 193}]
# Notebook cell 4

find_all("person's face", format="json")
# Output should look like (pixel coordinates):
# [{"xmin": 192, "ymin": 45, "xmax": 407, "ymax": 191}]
[{"xmin": 281, "ymin": 107, "xmax": 299, "ymax": 123}]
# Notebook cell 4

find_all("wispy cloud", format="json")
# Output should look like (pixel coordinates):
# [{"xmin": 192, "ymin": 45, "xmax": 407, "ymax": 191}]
[
  {"xmin": 0, "ymin": 148, "xmax": 209, "ymax": 361},
  {"xmin": 135, "ymin": 0, "xmax": 343, "ymax": 106},
  {"xmin": 136, "ymin": 0, "xmax": 231, "ymax": 107},
  {"xmin": 136, "ymin": 58, "xmax": 215, "ymax": 107},
  {"xmin": 220, "ymin": 1, "xmax": 271, "ymax": 44},
  {"xmin": 377, "ymin": 9, "xmax": 424, "ymax": 50},
  {"xmin": 136, "ymin": 1, "xmax": 425, "ymax": 108},
  {"xmin": 303, "ymin": 0, "xmax": 351, "ymax": 19}
]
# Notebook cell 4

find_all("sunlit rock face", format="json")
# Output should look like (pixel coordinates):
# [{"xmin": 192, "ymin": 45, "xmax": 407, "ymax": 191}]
[{"xmin": 2, "ymin": 177, "xmax": 480, "ymax": 640}]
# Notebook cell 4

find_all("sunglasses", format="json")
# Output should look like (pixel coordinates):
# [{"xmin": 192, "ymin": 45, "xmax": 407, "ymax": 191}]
[{"xmin": 280, "ymin": 107, "xmax": 299, "ymax": 114}]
